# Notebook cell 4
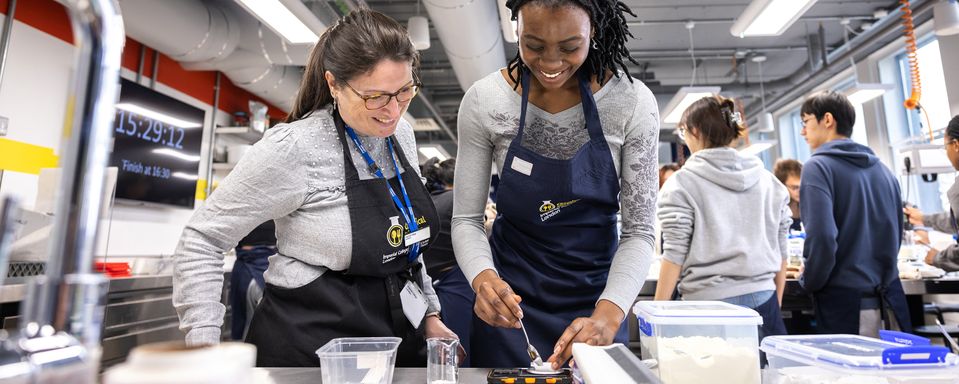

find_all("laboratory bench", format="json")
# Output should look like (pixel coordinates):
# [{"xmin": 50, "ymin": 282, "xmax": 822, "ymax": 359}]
[{"xmin": 0, "ymin": 273, "xmax": 232, "ymax": 368}]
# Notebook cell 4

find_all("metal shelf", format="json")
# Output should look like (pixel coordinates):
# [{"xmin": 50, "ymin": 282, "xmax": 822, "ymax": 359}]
[
  {"xmin": 215, "ymin": 125, "xmax": 262, "ymax": 143},
  {"xmin": 211, "ymin": 162, "xmax": 234, "ymax": 171}
]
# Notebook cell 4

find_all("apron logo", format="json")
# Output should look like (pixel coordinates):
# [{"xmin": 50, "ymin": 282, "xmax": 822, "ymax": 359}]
[
  {"xmin": 539, "ymin": 200, "xmax": 556, "ymax": 213},
  {"xmin": 538, "ymin": 199, "xmax": 580, "ymax": 222},
  {"xmin": 386, "ymin": 216, "xmax": 404, "ymax": 248}
]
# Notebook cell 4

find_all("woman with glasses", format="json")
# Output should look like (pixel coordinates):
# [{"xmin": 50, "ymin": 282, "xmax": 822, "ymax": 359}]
[
  {"xmin": 452, "ymin": 0, "xmax": 660, "ymax": 369},
  {"xmin": 172, "ymin": 8, "xmax": 460, "ymax": 367},
  {"xmin": 905, "ymin": 115, "xmax": 959, "ymax": 271},
  {"xmin": 655, "ymin": 96, "xmax": 791, "ymax": 340},
  {"xmin": 774, "ymin": 159, "xmax": 803, "ymax": 231}
]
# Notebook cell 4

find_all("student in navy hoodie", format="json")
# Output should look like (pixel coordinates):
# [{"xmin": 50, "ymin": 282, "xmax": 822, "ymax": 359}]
[{"xmin": 799, "ymin": 91, "xmax": 911, "ymax": 336}]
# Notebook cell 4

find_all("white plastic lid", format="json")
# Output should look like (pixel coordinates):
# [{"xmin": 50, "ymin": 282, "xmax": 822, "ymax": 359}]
[
  {"xmin": 761, "ymin": 334, "xmax": 959, "ymax": 372},
  {"xmin": 632, "ymin": 300, "xmax": 763, "ymax": 326}
]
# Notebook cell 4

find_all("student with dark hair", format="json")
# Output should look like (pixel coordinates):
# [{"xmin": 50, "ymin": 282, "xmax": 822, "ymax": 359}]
[
  {"xmin": 654, "ymin": 96, "xmax": 790, "ymax": 339},
  {"xmin": 452, "ymin": 0, "xmax": 659, "ymax": 369},
  {"xmin": 173, "ymin": 8, "xmax": 459, "ymax": 367},
  {"xmin": 658, "ymin": 163, "xmax": 679, "ymax": 190},
  {"xmin": 799, "ymin": 91, "xmax": 911, "ymax": 336},
  {"xmin": 905, "ymin": 115, "xmax": 959, "ymax": 271},
  {"xmin": 773, "ymin": 159, "xmax": 803, "ymax": 231}
]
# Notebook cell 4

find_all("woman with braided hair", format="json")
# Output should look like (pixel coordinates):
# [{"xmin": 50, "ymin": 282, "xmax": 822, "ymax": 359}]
[{"xmin": 451, "ymin": 0, "xmax": 660, "ymax": 369}]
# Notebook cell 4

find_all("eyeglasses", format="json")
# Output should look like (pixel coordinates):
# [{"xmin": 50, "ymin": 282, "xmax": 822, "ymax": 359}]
[{"xmin": 343, "ymin": 80, "xmax": 420, "ymax": 110}]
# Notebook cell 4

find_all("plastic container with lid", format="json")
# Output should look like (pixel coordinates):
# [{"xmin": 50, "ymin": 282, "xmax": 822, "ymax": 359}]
[
  {"xmin": 761, "ymin": 334, "xmax": 959, "ymax": 383},
  {"xmin": 633, "ymin": 301, "xmax": 763, "ymax": 384},
  {"xmin": 315, "ymin": 337, "xmax": 401, "ymax": 384}
]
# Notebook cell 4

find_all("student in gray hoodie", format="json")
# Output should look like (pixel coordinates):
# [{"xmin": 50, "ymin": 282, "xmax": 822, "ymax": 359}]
[{"xmin": 655, "ymin": 95, "xmax": 791, "ymax": 338}]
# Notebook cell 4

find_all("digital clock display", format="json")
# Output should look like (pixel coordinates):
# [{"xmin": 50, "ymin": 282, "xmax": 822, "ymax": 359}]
[{"xmin": 109, "ymin": 79, "xmax": 205, "ymax": 209}]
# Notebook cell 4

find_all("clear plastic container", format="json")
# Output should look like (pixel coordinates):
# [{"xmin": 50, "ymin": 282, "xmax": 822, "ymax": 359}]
[
  {"xmin": 761, "ymin": 334, "xmax": 959, "ymax": 383},
  {"xmin": 315, "ymin": 337, "xmax": 402, "ymax": 384},
  {"xmin": 633, "ymin": 301, "xmax": 763, "ymax": 384}
]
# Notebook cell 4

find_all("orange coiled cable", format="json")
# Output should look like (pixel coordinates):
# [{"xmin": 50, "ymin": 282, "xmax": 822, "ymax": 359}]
[{"xmin": 901, "ymin": 0, "xmax": 930, "ymax": 140}]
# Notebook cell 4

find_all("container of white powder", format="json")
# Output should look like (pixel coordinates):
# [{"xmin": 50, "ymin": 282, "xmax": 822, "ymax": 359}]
[{"xmin": 632, "ymin": 301, "xmax": 763, "ymax": 384}]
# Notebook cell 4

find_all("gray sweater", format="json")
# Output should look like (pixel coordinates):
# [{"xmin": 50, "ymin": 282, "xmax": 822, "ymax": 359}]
[
  {"xmin": 173, "ymin": 107, "xmax": 440, "ymax": 346},
  {"xmin": 658, "ymin": 148, "xmax": 791, "ymax": 300},
  {"xmin": 925, "ymin": 175, "xmax": 959, "ymax": 271},
  {"xmin": 451, "ymin": 70, "xmax": 660, "ymax": 315}
]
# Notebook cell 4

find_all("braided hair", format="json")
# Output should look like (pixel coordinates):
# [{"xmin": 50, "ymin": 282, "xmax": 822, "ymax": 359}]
[{"xmin": 504, "ymin": 0, "xmax": 638, "ymax": 88}]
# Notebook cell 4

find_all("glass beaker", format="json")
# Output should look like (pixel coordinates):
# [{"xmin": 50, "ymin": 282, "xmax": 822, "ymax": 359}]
[{"xmin": 426, "ymin": 337, "xmax": 459, "ymax": 384}]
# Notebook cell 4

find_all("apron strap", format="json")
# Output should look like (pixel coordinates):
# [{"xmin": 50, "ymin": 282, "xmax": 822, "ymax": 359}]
[
  {"xmin": 333, "ymin": 109, "xmax": 362, "ymax": 183},
  {"xmin": 384, "ymin": 263, "xmax": 425, "ymax": 336}
]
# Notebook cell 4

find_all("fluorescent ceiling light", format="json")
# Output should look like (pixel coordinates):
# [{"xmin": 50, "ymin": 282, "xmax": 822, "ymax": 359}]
[
  {"xmin": 418, "ymin": 145, "xmax": 449, "ymax": 161},
  {"xmin": 731, "ymin": 0, "xmax": 818, "ymax": 37},
  {"xmin": 235, "ymin": 0, "xmax": 325, "ymax": 44},
  {"xmin": 844, "ymin": 83, "xmax": 894, "ymax": 105},
  {"xmin": 172, "ymin": 172, "xmax": 199, "ymax": 181},
  {"xmin": 153, "ymin": 148, "xmax": 200, "ymax": 162},
  {"xmin": 115, "ymin": 103, "xmax": 202, "ymax": 128},
  {"xmin": 739, "ymin": 140, "xmax": 777, "ymax": 156},
  {"xmin": 662, "ymin": 86, "xmax": 721, "ymax": 125}
]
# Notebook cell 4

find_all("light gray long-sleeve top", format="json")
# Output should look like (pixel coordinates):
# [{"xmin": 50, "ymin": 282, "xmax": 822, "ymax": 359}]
[
  {"xmin": 451, "ymin": 71, "xmax": 660, "ymax": 315},
  {"xmin": 173, "ymin": 107, "xmax": 440, "ymax": 346},
  {"xmin": 658, "ymin": 148, "xmax": 792, "ymax": 300}
]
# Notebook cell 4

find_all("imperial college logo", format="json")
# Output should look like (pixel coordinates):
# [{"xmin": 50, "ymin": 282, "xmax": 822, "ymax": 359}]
[
  {"xmin": 538, "ymin": 199, "xmax": 580, "ymax": 222},
  {"xmin": 386, "ymin": 216, "xmax": 403, "ymax": 247},
  {"xmin": 539, "ymin": 200, "xmax": 556, "ymax": 213}
]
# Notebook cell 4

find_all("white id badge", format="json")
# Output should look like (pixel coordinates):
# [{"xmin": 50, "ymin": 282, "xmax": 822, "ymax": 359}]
[
  {"xmin": 511, "ymin": 156, "xmax": 533, "ymax": 176},
  {"xmin": 404, "ymin": 227, "xmax": 430, "ymax": 247},
  {"xmin": 400, "ymin": 281, "xmax": 428, "ymax": 327}
]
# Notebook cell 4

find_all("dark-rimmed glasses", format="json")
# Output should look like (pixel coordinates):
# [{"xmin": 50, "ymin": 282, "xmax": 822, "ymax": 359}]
[{"xmin": 344, "ymin": 80, "xmax": 420, "ymax": 110}]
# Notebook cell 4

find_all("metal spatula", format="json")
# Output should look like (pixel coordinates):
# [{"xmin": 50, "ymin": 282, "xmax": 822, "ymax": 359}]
[{"xmin": 519, "ymin": 319, "xmax": 543, "ymax": 365}]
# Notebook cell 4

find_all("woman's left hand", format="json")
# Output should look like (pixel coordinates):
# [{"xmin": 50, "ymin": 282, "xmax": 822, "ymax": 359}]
[
  {"xmin": 546, "ymin": 301, "xmax": 623, "ymax": 370},
  {"xmin": 423, "ymin": 315, "xmax": 467, "ymax": 365}
]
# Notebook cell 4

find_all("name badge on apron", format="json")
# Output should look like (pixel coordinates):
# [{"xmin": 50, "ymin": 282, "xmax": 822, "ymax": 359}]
[
  {"xmin": 511, "ymin": 156, "xmax": 533, "ymax": 176},
  {"xmin": 404, "ymin": 227, "xmax": 430, "ymax": 247},
  {"xmin": 400, "ymin": 280, "xmax": 428, "ymax": 327}
]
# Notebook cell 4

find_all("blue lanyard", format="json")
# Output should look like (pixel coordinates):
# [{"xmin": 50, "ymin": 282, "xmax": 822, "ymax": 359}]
[{"xmin": 344, "ymin": 126, "xmax": 420, "ymax": 262}]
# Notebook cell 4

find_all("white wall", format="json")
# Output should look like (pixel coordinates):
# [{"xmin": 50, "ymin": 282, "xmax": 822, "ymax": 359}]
[
  {"xmin": 0, "ymin": 14, "xmax": 72, "ymax": 207},
  {"xmin": 0, "ymin": 15, "xmax": 235, "ymax": 259}
]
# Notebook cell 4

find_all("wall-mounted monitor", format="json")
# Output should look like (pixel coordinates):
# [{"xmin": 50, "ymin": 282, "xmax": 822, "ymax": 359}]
[{"xmin": 110, "ymin": 78, "xmax": 205, "ymax": 209}]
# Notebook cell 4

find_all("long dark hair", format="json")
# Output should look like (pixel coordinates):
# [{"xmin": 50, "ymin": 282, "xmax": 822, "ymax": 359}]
[
  {"xmin": 286, "ymin": 8, "xmax": 419, "ymax": 123},
  {"xmin": 679, "ymin": 95, "xmax": 746, "ymax": 149},
  {"xmin": 421, "ymin": 157, "xmax": 455, "ymax": 193},
  {"xmin": 504, "ymin": 0, "xmax": 638, "ymax": 88}
]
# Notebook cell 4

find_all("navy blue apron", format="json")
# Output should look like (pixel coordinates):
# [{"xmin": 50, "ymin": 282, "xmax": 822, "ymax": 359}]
[
  {"xmin": 470, "ymin": 69, "xmax": 627, "ymax": 368},
  {"xmin": 246, "ymin": 110, "xmax": 439, "ymax": 367}
]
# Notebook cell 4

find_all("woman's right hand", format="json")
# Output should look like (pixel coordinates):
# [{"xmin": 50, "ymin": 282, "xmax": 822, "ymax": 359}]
[
  {"xmin": 904, "ymin": 206, "xmax": 924, "ymax": 226},
  {"xmin": 471, "ymin": 269, "xmax": 523, "ymax": 329}
]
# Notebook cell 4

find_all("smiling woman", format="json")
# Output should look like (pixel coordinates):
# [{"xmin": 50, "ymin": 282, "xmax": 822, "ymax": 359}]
[
  {"xmin": 450, "ymin": 0, "xmax": 661, "ymax": 370},
  {"xmin": 172, "ymin": 8, "xmax": 462, "ymax": 368}
]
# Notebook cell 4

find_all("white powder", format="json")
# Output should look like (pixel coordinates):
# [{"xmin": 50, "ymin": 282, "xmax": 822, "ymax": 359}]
[{"xmin": 654, "ymin": 336, "xmax": 760, "ymax": 384}]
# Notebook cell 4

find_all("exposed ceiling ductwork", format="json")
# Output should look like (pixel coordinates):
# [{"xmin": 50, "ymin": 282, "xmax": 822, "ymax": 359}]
[
  {"xmin": 117, "ymin": 0, "xmax": 322, "ymax": 111},
  {"xmin": 422, "ymin": 0, "xmax": 507, "ymax": 92}
]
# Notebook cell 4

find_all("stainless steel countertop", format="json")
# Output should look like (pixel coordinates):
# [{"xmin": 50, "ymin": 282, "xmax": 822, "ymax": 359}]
[
  {"xmin": 0, "ymin": 274, "xmax": 187, "ymax": 303},
  {"xmin": 257, "ymin": 367, "xmax": 491, "ymax": 384}
]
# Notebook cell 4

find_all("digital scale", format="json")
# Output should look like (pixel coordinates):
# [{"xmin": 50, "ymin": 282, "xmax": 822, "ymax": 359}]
[{"xmin": 486, "ymin": 368, "xmax": 573, "ymax": 384}]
